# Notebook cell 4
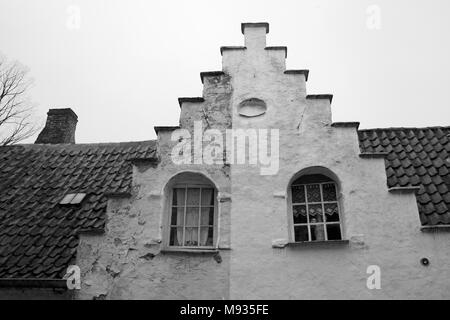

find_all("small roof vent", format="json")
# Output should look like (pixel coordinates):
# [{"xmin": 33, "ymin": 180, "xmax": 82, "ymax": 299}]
[{"xmin": 60, "ymin": 193, "xmax": 87, "ymax": 205}]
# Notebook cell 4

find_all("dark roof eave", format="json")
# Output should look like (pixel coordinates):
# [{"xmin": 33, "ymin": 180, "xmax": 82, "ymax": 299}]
[
  {"xmin": 0, "ymin": 278, "xmax": 67, "ymax": 289},
  {"xmin": 284, "ymin": 69, "xmax": 309, "ymax": 81},
  {"xmin": 241, "ymin": 22, "xmax": 270, "ymax": 34},
  {"xmin": 220, "ymin": 46, "xmax": 247, "ymax": 56},
  {"xmin": 306, "ymin": 94, "xmax": 333, "ymax": 104},
  {"xmin": 358, "ymin": 125, "xmax": 450, "ymax": 132},
  {"xmin": 331, "ymin": 122, "xmax": 360, "ymax": 129},
  {"xmin": 154, "ymin": 126, "xmax": 181, "ymax": 134},
  {"xmin": 265, "ymin": 46, "xmax": 287, "ymax": 58},
  {"xmin": 178, "ymin": 97, "xmax": 205, "ymax": 108},
  {"xmin": 200, "ymin": 71, "xmax": 225, "ymax": 84}
]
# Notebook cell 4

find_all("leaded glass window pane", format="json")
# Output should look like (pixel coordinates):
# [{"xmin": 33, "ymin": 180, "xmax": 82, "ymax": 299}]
[
  {"xmin": 322, "ymin": 183, "xmax": 337, "ymax": 201},
  {"xmin": 292, "ymin": 185, "xmax": 305, "ymax": 203},
  {"xmin": 324, "ymin": 203, "xmax": 339, "ymax": 222},
  {"xmin": 291, "ymin": 176, "xmax": 342, "ymax": 242},
  {"xmin": 293, "ymin": 205, "xmax": 307, "ymax": 224},
  {"xmin": 306, "ymin": 184, "xmax": 321, "ymax": 202},
  {"xmin": 326, "ymin": 224, "xmax": 342, "ymax": 240},
  {"xmin": 294, "ymin": 226, "xmax": 309, "ymax": 242}
]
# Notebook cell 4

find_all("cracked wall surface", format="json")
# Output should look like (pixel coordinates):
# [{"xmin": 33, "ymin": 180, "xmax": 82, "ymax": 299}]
[
  {"xmin": 75, "ymin": 72, "xmax": 232, "ymax": 300},
  {"xmin": 73, "ymin": 23, "xmax": 450, "ymax": 300}
]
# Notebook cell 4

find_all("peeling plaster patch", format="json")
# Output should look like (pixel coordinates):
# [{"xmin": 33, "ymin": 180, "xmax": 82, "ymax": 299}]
[
  {"xmin": 75, "ymin": 65, "xmax": 232, "ymax": 300},
  {"xmin": 140, "ymin": 253, "xmax": 155, "ymax": 261},
  {"xmin": 106, "ymin": 265, "xmax": 121, "ymax": 278},
  {"xmin": 213, "ymin": 253, "xmax": 223, "ymax": 264},
  {"xmin": 350, "ymin": 235, "xmax": 368, "ymax": 249}
]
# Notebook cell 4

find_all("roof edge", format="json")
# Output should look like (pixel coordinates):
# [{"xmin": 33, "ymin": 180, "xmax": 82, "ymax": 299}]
[
  {"xmin": 331, "ymin": 122, "xmax": 360, "ymax": 129},
  {"xmin": 154, "ymin": 126, "xmax": 181, "ymax": 134},
  {"xmin": 265, "ymin": 46, "xmax": 287, "ymax": 58},
  {"xmin": 1, "ymin": 140, "xmax": 157, "ymax": 149},
  {"xmin": 0, "ymin": 278, "xmax": 67, "ymax": 289},
  {"xmin": 388, "ymin": 186, "xmax": 421, "ymax": 193},
  {"xmin": 359, "ymin": 152, "xmax": 388, "ymax": 159},
  {"xmin": 200, "ymin": 71, "xmax": 226, "ymax": 84},
  {"xmin": 358, "ymin": 126, "xmax": 450, "ymax": 132},
  {"xmin": 178, "ymin": 97, "xmax": 205, "ymax": 108},
  {"xmin": 220, "ymin": 46, "xmax": 247, "ymax": 56},
  {"xmin": 284, "ymin": 69, "xmax": 309, "ymax": 81},
  {"xmin": 306, "ymin": 94, "xmax": 333, "ymax": 104},
  {"xmin": 241, "ymin": 22, "xmax": 269, "ymax": 34}
]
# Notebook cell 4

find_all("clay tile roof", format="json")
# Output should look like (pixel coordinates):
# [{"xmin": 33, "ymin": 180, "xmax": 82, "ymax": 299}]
[
  {"xmin": 358, "ymin": 127, "xmax": 450, "ymax": 226},
  {"xmin": 0, "ymin": 141, "xmax": 156, "ymax": 279}
]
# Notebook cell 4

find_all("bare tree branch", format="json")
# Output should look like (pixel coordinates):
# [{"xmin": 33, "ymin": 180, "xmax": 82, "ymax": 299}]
[{"xmin": 0, "ymin": 56, "xmax": 40, "ymax": 146}]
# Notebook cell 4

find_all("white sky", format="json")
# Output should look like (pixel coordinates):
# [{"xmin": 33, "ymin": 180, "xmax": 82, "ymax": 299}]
[{"xmin": 1, "ymin": 0, "xmax": 449, "ymax": 143}]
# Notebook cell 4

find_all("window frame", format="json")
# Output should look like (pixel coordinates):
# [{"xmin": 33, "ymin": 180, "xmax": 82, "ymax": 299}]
[
  {"xmin": 166, "ymin": 182, "xmax": 218, "ymax": 250},
  {"xmin": 289, "ymin": 179, "xmax": 343, "ymax": 243}
]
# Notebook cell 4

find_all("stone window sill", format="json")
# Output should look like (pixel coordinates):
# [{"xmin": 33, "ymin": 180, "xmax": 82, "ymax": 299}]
[
  {"xmin": 161, "ymin": 248, "xmax": 220, "ymax": 255},
  {"xmin": 287, "ymin": 240, "xmax": 350, "ymax": 247}
]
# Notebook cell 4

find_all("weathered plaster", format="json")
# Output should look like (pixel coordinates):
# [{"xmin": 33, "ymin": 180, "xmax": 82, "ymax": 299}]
[
  {"xmin": 226, "ymin": 25, "xmax": 450, "ymax": 299},
  {"xmin": 76, "ymin": 71, "xmax": 233, "ymax": 300},
  {"xmin": 74, "ymin": 23, "xmax": 450, "ymax": 300}
]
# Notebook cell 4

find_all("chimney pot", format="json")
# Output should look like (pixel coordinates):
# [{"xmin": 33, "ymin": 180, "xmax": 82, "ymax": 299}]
[{"xmin": 35, "ymin": 108, "xmax": 78, "ymax": 144}]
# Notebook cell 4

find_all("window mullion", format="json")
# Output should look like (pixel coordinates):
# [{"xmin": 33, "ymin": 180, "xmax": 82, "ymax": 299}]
[
  {"xmin": 198, "ymin": 187, "xmax": 202, "ymax": 247},
  {"xmin": 336, "ymin": 184, "xmax": 343, "ymax": 240},
  {"xmin": 304, "ymin": 184, "xmax": 311, "ymax": 241},
  {"xmin": 182, "ymin": 187, "xmax": 188, "ymax": 247},
  {"xmin": 320, "ymin": 183, "xmax": 328, "ymax": 241},
  {"xmin": 291, "ymin": 186, "xmax": 295, "ymax": 241}
]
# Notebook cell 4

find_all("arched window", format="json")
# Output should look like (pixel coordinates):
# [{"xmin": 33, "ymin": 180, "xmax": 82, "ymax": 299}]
[
  {"xmin": 165, "ymin": 172, "xmax": 217, "ymax": 249},
  {"xmin": 290, "ymin": 173, "xmax": 342, "ymax": 242}
]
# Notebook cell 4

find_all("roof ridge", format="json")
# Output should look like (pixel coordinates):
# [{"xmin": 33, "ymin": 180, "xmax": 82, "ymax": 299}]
[
  {"xmin": 358, "ymin": 126, "xmax": 450, "ymax": 132},
  {"xmin": 0, "ymin": 140, "xmax": 157, "ymax": 149}
]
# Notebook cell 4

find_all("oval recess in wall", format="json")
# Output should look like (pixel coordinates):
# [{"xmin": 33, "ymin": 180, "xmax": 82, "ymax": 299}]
[{"xmin": 238, "ymin": 98, "xmax": 267, "ymax": 117}]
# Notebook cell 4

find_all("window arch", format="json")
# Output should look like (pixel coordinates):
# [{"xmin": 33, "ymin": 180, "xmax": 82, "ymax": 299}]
[
  {"xmin": 289, "ymin": 172, "xmax": 343, "ymax": 242},
  {"xmin": 164, "ymin": 172, "xmax": 218, "ymax": 249}
]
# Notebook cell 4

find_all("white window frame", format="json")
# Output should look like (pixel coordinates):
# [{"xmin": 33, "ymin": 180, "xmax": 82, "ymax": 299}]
[
  {"xmin": 290, "ymin": 180, "xmax": 343, "ymax": 242},
  {"xmin": 166, "ymin": 183, "xmax": 218, "ymax": 250}
]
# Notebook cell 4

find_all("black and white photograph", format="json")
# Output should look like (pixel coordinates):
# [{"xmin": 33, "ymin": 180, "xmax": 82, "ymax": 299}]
[{"xmin": 0, "ymin": 0, "xmax": 449, "ymax": 307}]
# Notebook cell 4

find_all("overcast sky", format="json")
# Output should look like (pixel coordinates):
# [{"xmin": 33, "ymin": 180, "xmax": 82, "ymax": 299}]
[{"xmin": 1, "ymin": 0, "xmax": 449, "ymax": 143}]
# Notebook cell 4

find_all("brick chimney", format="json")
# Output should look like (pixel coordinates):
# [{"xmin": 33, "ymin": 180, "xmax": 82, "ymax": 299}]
[{"xmin": 35, "ymin": 108, "xmax": 78, "ymax": 144}]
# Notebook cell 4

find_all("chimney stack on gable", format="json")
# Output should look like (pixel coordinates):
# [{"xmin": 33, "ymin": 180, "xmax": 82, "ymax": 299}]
[
  {"xmin": 241, "ymin": 22, "xmax": 269, "ymax": 50},
  {"xmin": 35, "ymin": 108, "xmax": 78, "ymax": 144}
]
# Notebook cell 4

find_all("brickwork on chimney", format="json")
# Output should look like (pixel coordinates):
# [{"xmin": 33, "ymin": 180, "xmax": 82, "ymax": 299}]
[{"xmin": 35, "ymin": 108, "xmax": 78, "ymax": 144}]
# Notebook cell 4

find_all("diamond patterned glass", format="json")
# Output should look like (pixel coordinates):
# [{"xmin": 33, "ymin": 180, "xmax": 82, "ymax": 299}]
[
  {"xmin": 306, "ymin": 184, "xmax": 321, "ymax": 202},
  {"xmin": 291, "ymin": 177, "xmax": 342, "ymax": 242}
]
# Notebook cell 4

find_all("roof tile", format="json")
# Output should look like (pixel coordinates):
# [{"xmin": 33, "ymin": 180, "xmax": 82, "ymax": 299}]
[
  {"xmin": 0, "ymin": 141, "xmax": 156, "ymax": 279},
  {"xmin": 359, "ymin": 127, "xmax": 450, "ymax": 226}
]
